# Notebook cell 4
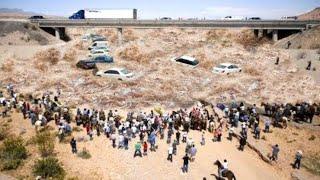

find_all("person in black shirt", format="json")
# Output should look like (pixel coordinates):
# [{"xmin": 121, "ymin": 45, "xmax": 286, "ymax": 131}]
[{"xmin": 182, "ymin": 154, "xmax": 189, "ymax": 173}]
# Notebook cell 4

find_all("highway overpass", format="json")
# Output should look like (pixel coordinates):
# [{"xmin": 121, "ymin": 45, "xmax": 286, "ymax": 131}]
[
  {"xmin": 30, "ymin": 19, "xmax": 320, "ymax": 41},
  {"xmin": 31, "ymin": 19, "xmax": 320, "ymax": 29}
]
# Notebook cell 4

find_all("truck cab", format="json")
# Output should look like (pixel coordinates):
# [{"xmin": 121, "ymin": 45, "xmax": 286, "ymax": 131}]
[{"xmin": 69, "ymin": 10, "xmax": 85, "ymax": 19}]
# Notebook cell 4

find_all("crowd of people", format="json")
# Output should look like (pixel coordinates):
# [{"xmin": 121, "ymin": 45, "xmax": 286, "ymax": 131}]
[{"xmin": 1, "ymin": 83, "xmax": 319, "ymax": 177}]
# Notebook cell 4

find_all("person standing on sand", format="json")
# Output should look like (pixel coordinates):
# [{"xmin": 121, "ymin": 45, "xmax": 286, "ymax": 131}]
[
  {"xmin": 239, "ymin": 135, "xmax": 246, "ymax": 151},
  {"xmin": 70, "ymin": 137, "xmax": 77, "ymax": 154},
  {"xmin": 200, "ymin": 131, "xmax": 205, "ymax": 145},
  {"xmin": 293, "ymin": 150, "xmax": 303, "ymax": 169},
  {"xmin": 270, "ymin": 144, "xmax": 280, "ymax": 161},
  {"xmin": 167, "ymin": 145, "xmax": 173, "ymax": 162},
  {"xmin": 176, "ymin": 130, "xmax": 181, "ymax": 145},
  {"xmin": 182, "ymin": 154, "xmax": 189, "ymax": 173},
  {"xmin": 306, "ymin": 61, "xmax": 312, "ymax": 70},
  {"xmin": 111, "ymin": 133, "xmax": 116, "ymax": 148},
  {"xmin": 189, "ymin": 145, "xmax": 197, "ymax": 162},
  {"xmin": 134, "ymin": 142, "xmax": 142, "ymax": 157},
  {"xmin": 264, "ymin": 119, "xmax": 271, "ymax": 133},
  {"xmin": 143, "ymin": 141, "xmax": 148, "ymax": 155}
]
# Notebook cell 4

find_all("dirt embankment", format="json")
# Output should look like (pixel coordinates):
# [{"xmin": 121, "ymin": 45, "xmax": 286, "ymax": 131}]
[
  {"xmin": 0, "ymin": 21, "xmax": 61, "ymax": 46},
  {"xmin": 274, "ymin": 26, "xmax": 320, "ymax": 49},
  {"xmin": 298, "ymin": 7, "xmax": 320, "ymax": 20}
]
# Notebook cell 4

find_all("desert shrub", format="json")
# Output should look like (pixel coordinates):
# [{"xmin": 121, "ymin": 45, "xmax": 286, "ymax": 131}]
[
  {"xmin": 310, "ymin": 43, "xmax": 320, "ymax": 49},
  {"xmin": 33, "ymin": 157, "xmax": 65, "ymax": 179},
  {"xmin": 0, "ymin": 60, "xmax": 14, "ymax": 72},
  {"xmin": 35, "ymin": 131, "xmax": 55, "ymax": 157},
  {"xmin": 34, "ymin": 48, "xmax": 61, "ymax": 65},
  {"xmin": 296, "ymin": 52, "xmax": 307, "ymax": 59},
  {"xmin": 0, "ymin": 137, "xmax": 28, "ymax": 170},
  {"xmin": 206, "ymin": 30, "xmax": 226, "ymax": 42},
  {"xmin": 236, "ymin": 31, "xmax": 268, "ymax": 49},
  {"xmin": 309, "ymin": 135, "xmax": 316, "ymax": 141},
  {"xmin": 77, "ymin": 148, "xmax": 91, "ymax": 159},
  {"xmin": 302, "ymin": 153, "xmax": 320, "ymax": 176},
  {"xmin": 74, "ymin": 41, "xmax": 85, "ymax": 50},
  {"xmin": 118, "ymin": 45, "xmax": 149, "ymax": 64},
  {"xmin": 195, "ymin": 52, "xmax": 212, "ymax": 70},
  {"xmin": 63, "ymin": 48, "xmax": 77, "ymax": 62},
  {"xmin": 0, "ymin": 123, "xmax": 10, "ymax": 141},
  {"xmin": 244, "ymin": 66, "xmax": 261, "ymax": 76},
  {"xmin": 123, "ymin": 29, "xmax": 138, "ymax": 42},
  {"xmin": 34, "ymin": 62, "xmax": 48, "ymax": 72}
]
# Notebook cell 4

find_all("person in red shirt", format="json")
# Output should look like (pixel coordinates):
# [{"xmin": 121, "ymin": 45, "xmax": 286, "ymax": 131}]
[{"xmin": 143, "ymin": 141, "xmax": 148, "ymax": 155}]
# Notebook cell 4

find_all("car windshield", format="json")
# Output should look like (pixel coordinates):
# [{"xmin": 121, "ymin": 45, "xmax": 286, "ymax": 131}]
[
  {"xmin": 217, "ymin": 65, "xmax": 227, "ymax": 69},
  {"xmin": 191, "ymin": 60, "xmax": 199, "ymax": 66},
  {"xmin": 120, "ymin": 69, "xmax": 129, "ymax": 74}
]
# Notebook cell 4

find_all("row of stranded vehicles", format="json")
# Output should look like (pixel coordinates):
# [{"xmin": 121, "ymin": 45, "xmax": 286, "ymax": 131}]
[
  {"xmin": 76, "ymin": 34, "xmax": 242, "ymax": 81},
  {"xmin": 29, "ymin": 9, "xmax": 299, "ymax": 21}
]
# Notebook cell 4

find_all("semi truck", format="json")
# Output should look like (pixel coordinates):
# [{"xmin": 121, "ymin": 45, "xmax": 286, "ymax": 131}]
[{"xmin": 69, "ymin": 9, "xmax": 137, "ymax": 19}]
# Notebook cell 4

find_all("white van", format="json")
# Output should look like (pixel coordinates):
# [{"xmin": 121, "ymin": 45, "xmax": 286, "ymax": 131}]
[{"xmin": 88, "ymin": 41, "xmax": 108, "ymax": 50}]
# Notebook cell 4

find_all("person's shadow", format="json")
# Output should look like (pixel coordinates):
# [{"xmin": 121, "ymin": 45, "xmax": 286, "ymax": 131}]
[{"xmin": 210, "ymin": 173, "xmax": 224, "ymax": 180}]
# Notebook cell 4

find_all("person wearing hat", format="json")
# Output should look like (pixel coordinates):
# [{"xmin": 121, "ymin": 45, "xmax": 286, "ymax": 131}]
[{"xmin": 293, "ymin": 150, "xmax": 303, "ymax": 169}]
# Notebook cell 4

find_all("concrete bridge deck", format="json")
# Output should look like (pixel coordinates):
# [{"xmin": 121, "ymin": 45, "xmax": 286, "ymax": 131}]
[{"xmin": 31, "ymin": 19, "xmax": 320, "ymax": 29}]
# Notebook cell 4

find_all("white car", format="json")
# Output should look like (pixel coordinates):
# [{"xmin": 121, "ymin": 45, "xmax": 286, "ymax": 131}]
[
  {"xmin": 212, "ymin": 63, "xmax": 242, "ymax": 74},
  {"xmin": 96, "ymin": 68, "xmax": 134, "ymax": 80},
  {"xmin": 88, "ymin": 49, "xmax": 110, "ymax": 58},
  {"xmin": 91, "ymin": 46, "xmax": 110, "ymax": 52},
  {"xmin": 171, "ymin": 55, "xmax": 199, "ymax": 68}
]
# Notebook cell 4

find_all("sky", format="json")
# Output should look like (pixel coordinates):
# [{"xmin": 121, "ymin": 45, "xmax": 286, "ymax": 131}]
[{"xmin": 0, "ymin": 0, "xmax": 319, "ymax": 19}]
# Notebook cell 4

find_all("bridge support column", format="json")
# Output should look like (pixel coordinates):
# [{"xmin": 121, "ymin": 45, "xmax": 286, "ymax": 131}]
[
  {"xmin": 272, "ymin": 30, "xmax": 278, "ymax": 42},
  {"xmin": 258, "ymin": 29, "xmax": 263, "ymax": 38},
  {"xmin": 117, "ymin": 27, "xmax": 123, "ymax": 44},
  {"xmin": 253, "ymin": 29, "xmax": 259, "ymax": 37},
  {"xmin": 54, "ymin": 28, "xmax": 60, "ymax": 40}
]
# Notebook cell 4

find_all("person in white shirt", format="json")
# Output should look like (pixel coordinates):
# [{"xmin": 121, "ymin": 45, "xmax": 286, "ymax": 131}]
[
  {"xmin": 118, "ymin": 134, "xmax": 124, "ymax": 148},
  {"xmin": 167, "ymin": 145, "xmax": 173, "ymax": 162}
]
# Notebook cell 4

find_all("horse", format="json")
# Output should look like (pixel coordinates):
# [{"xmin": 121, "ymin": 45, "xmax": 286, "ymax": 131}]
[{"xmin": 214, "ymin": 160, "xmax": 236, "ymax": 180}]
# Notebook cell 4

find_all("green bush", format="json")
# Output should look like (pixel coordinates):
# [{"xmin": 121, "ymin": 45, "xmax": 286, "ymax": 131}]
[
  {"xmin": 77, "ymin": 148, "xmax": 91, "ymax": 159},
  {"xmin": 302, "ymin": 153, "xmax": 320, "ymax": 176},
  {"xmin": 33, "ymin": 157, "xmax": 65, "ymax": 179},
  {"xmin": 35, "ymin": 131, "xmax": 55, "ymax": 157},
  {"xmin": 0, "ymin": 124, "xmax": 10, "ymax": 141},
  {"xmin": 0, "ymin": 137, "xmax": 28, "ymax": 170}
]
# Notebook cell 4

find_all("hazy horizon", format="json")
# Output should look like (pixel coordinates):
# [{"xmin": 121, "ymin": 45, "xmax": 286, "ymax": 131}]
[{"xmin": 0, "ymin": 0, "xmax": 319, "ymax": 19}]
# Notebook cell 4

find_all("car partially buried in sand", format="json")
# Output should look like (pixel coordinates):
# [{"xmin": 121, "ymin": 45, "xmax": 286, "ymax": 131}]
[
  {"xmin": 212, "ymin": 63, "xmax": 242, "ymax": 74},
  {"xmin": 95, "ymin": 67, "xmax": 134, "ymax": 80},
  {"xmin": 171, "ymin": 55, "xmax": 199, "ymax": 68}
]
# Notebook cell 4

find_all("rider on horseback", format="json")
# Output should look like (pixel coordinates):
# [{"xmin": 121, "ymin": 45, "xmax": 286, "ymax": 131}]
[{"xmin": 219, "ymin": 159, "xmax": 228, "ymax": 176}]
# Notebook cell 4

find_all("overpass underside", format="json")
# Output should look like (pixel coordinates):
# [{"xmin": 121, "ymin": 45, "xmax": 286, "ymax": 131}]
[{"xmin": 32, "ymin": 19, "xmax": 320, "ymax": 42}]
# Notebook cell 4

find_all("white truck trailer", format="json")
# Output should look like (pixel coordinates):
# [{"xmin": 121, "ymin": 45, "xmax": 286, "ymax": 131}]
[{"xmin": 69, "ymin": 9, "xmax": 137, "ymax": 19}]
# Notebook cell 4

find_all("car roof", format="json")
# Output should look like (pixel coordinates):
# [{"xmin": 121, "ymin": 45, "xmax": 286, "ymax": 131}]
[
  {"xmin": 102, "ymin": 67, "xmax": 126, "ymax": 72},
  {"xmin": 219, "ymin": 63, "xmax": 235, "ymax": 66},
  {"xmin": 177, "ymin": 55, "xmax": 197, "ymax": 62}
]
